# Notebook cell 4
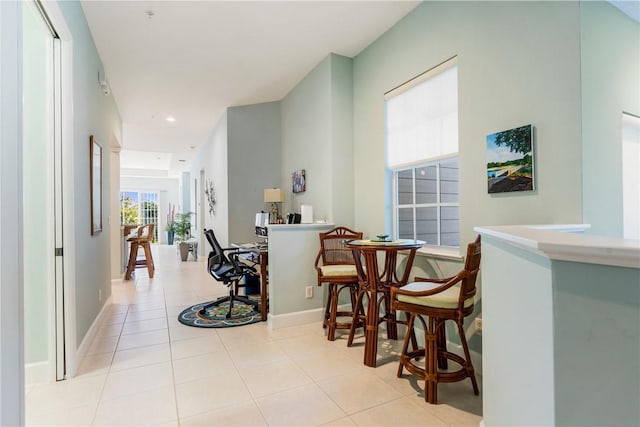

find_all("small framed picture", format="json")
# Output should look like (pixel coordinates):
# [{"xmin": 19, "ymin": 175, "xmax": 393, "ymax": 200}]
[
  {"xmin": 292, "ymin": 169, "xmax": 306, "ymax": 193},
  {"xmin": 486, "ymin": 124, "xmax": 534, "ymax": 194}
]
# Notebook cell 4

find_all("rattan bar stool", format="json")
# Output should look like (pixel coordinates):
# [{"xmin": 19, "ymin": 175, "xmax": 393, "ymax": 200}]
[
  {"xmin": 314, "ymin": 226, "xmax": 364, "ymax": 341},
  {"xmin": 391, "ymin": 235, "xmax": 481, "ymax": 404},
  {"xmin": 125, "ymin": 224, "xmax": 155, "ymax": 280}
]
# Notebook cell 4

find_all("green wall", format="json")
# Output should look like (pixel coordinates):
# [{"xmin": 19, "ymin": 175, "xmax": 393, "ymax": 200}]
[
  {"xmin": 353, "ymin": 1, "xmax": 583, "ymax": 249},
  {"xmin": 189, "ymin": 101, "xmax": 281, "ymax": 247},
  {"xmin": 189, "ymin": 110, "xmax": 229, "ymax": 245},
  {"xmin": 581, "ymin": 2, "xmax": 640, "ymax": 237},
  {"xmin": 281, "ymin": 53, "xmax": 355, "ymax": 227},
  {"xmin": 228, "ymin": 101, "xmax": 282, "ymax": 244},
  {"xmin": 553, "ymin": 260, "xmax": 640, "ymax": 425},
  {"xmin": 58, "ymin": 1, "xmax": 122, "ymax": 346}
]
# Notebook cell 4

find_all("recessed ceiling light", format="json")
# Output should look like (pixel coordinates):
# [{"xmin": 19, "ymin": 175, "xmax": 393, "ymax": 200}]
[{"xmin": 166, "ymin": 116, "xmax": 176, "ymax": 122}]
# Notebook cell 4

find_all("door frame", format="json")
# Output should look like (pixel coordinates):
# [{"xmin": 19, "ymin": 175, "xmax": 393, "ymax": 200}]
[{"xmin": 39, "ymin": 1, "xmax": 78, "ymax": 379}]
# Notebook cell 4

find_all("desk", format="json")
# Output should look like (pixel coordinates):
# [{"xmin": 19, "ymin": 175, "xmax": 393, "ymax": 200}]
[
  {"xmin": 347, "ymin": 239, "xmax": 424, "ymax": 367},
  {"xmin": 234, "ymin": 243, "xmax": 269, "ymax": 321}
]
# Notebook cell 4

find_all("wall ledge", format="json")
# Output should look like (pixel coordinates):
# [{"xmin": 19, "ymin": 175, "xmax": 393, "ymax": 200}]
[{"xmin": 474, "ymin": 224, "xmax": 640, "ymax": 269}]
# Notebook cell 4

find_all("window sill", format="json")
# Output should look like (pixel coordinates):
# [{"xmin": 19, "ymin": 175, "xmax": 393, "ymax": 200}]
[{"xmin": 416, "ymin": 245, "xmax": 463, "ymax": 261}]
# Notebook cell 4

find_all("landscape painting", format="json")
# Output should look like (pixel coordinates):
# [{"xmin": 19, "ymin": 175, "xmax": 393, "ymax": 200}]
[{"xmin": 486, "ymin": 124, "xmax": 534, "ymax": 193}]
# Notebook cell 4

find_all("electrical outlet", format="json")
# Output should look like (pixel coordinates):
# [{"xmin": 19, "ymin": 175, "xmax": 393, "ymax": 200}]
[
  {"xmin": 305, "ymin": 286, "xmax": 313, "ymax": 298},
  {"xmin": 99, "ymin": 289, "xmax": 102, "ymax": 301},
  {"xmin": 474, "ymin": 317, "xmax": 482, "ymax": 334}
]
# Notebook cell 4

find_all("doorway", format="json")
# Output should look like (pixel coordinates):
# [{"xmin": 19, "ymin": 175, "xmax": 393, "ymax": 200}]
[{"xmin": 22, "ymin": 0, "xmax": 65, "ymax": 382}]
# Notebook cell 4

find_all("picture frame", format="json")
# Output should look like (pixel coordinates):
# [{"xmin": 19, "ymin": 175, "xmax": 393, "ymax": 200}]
[
  {"xmin": 292, "ymin": 169, "xmax": 306, "ymax": 193},
  {"xmin": 90, "ymin": 135, "xmax": 103, "ymax": 235},
  {"xmin": 486, "ymin": 124, "xmax": 535, "ymax": 194}
]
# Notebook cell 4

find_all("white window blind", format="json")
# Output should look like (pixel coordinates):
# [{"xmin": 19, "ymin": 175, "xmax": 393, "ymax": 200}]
[{"xmin": 386, "ymin": 60, "xmax": 458, "ymax": 168}]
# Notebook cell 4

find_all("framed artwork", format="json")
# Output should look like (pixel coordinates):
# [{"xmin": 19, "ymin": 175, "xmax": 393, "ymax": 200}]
[
  {"xmin": 292, "ymin": 169, "xmax": 306, "ymax": 193},
  {"xmin": 90, "ymin": 135, "xmax": 102, "ymax": 235},
  {"xmin": 486, "ymin": 124, "xmax": 535, "ymax": 194}
]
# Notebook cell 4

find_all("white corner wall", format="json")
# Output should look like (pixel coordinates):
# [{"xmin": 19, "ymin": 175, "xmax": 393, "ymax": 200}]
[
  {"xmin": 581, "ymin": 1, "xmax": 640, "ymax": 237},
  {"xmin": 0, "ymin": 1, "xmax": 26, "ymax": 423}
]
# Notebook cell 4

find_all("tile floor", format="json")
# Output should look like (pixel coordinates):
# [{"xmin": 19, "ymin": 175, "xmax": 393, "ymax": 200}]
[{"xmin": 26, "ymin": 244, "xmax": 482, "ymax": 426}]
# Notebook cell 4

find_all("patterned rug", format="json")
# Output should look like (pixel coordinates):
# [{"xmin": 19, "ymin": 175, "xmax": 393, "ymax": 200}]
[{"xmin": 178, "ymin": 297, "xmax": 261, "ymax": 328}]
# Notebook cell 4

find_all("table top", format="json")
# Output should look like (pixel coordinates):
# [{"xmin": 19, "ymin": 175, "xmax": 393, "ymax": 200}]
[{"xmin": 347, "ymin": 239, "xmax": 425, "ymax": 249}]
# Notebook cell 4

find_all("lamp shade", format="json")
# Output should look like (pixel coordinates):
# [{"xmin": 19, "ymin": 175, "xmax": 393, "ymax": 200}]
[{"xmin": 264, "ymin": 188, "xmax": 284, "ymax": 203}]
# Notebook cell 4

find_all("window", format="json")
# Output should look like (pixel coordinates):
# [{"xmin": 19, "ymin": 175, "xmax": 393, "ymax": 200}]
[
  {"xmin": 120, "ymin": 191, "xmax": 159, "ymax": 242},
  {"xmin": 386, "ymin": 58, "xmax": 459, "ymax": 247}
]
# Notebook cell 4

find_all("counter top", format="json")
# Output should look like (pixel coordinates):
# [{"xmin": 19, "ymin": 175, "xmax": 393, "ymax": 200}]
[
  {"xmin": 474, "ymin": 224, "xmax": 640, "ymax": 269},
  {"xmin": 267, "ymin": 222, "xmax": 334, "ymax": 230}
]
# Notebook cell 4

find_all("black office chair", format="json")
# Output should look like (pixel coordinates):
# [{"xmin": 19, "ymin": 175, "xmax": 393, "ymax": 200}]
[{"xmin": 201, "ymin": 229, "xmax": 259, "ymax": 319}]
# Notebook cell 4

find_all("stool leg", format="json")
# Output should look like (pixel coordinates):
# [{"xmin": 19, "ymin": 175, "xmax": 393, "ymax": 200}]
[
  {"xmin": 397, "ymin": 314, "xmax": 415, "ymax": 377},
  {"xmin": 125, "ymin": 241, "xmax": 139, "ymax": 280},
  {"xmin": 436, "ymin": 319, "xmax": 448, "ymax": 370},
  {"xmin": 457, "ymin": 320, "xmax": 479, "ymax": 395},
  {"xmin": 347, "ymin": 288, "xmax": 366, "ymax": 347},
  {"xmin": 327, "ymin": 283, "xmax": 338, "ymax": 341},
  {"xmin": 425, "ymin": 317, "xmax": 438, "ymax": 404},
  {"xmin": 349, "ymin": 285, "xmax": 357, "ymax": 309},
  {"xmin": 323, "ymin": 284, "xmax": 331, "ymax": 329},
  {"xmin": 142, "ymin": 242, "xmax": 154, "ymax": 278}
]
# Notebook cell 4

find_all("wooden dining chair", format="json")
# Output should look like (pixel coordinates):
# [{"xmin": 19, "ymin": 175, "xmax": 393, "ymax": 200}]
[
  {"xmin": 391, "ymin": 235, "xmax": 481, "ymax": 404},
  {"xmin": 314, "ymin": 226, "xmax": 363, "ymax": 341},
  {"xmin": 125, "ymin": 223, "xmax": 155, "ymax": 280}
]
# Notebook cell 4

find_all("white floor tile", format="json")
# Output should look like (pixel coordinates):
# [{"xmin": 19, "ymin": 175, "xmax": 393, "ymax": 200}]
[
  {"xmin": 317, "ymin": 371, "xmax": 404, "ymax": 414},
  {"xmin": 256, "ymin": 383, "xmax": 347, "ymax": 426},
  {"xmin": 93, "ymin": 384, "xmax": 178, "ymax": 426},
  {"xmin": 121, "ymin": 316, "xmax": 168, "ymax": 335},
  {"xmin": 110, "ymin": 343, "xmax": 172, "ymax": 372},
  {"xmin": 239, "ymin": 359, "xmax": 314, "ymax": 398},
  {"xmin": 116, "ymin": 328, "xmax": 169, "ymax": 351},
  {"xmin": 101, "ymin": 361, "xmax": 174, "ymax": 401},
  {"xmin": 172, "ymin": 351, "xmax": 237, "ymax": 385},
  {"xmin": 179, "ymin": 401, "xmax": 267, "ymax": 427},
  {"xmin": 174, "ymin": 374, "xmax": 253, "ymax": 419},
  {"xmin": 170, "ymin": 334, "xmax": 224, "ymax": 360}
]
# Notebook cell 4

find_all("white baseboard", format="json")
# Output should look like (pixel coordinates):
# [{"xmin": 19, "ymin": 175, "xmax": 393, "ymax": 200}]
[
  {"xmin": 26, "ymin": 295, "xmax": 114, "ymax": 383},
  {"xmin": 73, "ymin": 294, "xmax": 113, "ymax": 375},
  {"xmin": 25, "ymin": 361, "xmax": 50, "ymax": 385},
  {"xmin": 268, "ymin": 307, "xmax": 324, "ymax": 330}
]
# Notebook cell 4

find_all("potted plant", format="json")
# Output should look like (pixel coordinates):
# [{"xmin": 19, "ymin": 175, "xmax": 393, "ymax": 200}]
[
  {"xmin": 164, "ymin": 221, "xmax": 176, "ymax": 245},
  {"xmin": 165, "ymin": 205, "xmax": 176, "ymax": 245},
  {"xmin": 174, "ymin": 212, "xmax": 193, "ymax": 261}
]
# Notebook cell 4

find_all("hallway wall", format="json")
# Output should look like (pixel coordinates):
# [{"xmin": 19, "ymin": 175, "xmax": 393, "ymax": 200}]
[{"xmin": 57, "ymin": 1, "xmax": 122, "ymax": 348}]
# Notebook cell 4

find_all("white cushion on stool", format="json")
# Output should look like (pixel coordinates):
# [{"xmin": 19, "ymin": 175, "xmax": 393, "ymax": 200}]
[
  {"xmin": 320, "ymin": 265, "xmax": 357, "ymax": 277},
  {"xmin": 398, "ymin": 281, "xmax": 474, "ymax": 309}
]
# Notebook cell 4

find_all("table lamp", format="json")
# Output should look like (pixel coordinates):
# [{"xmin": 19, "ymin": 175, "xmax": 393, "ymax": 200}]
[{"xmin": 264, "ymin": 188, "xmax": 284, "ymax": 224}]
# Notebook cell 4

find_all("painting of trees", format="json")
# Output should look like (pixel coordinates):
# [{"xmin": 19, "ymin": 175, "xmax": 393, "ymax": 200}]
[{"xmin": 486, "ymin": 124, "xmax": 534, "ymax": 193}]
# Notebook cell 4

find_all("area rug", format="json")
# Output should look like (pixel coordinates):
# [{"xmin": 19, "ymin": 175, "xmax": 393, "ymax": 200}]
[{"xmin": 178, "ymin": 297, "xmax": 261, "ymax": 328}]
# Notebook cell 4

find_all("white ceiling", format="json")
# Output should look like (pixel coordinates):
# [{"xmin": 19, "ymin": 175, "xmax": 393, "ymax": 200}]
[{"xmin": 81, "ymin": 0, "xmax": 420, "ymax": 176}]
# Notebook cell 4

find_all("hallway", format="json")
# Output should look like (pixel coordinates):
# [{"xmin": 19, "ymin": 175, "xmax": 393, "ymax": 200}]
[{"xmin": 25, "ymin": 244, "xmax": 482, "ymax": 426}]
